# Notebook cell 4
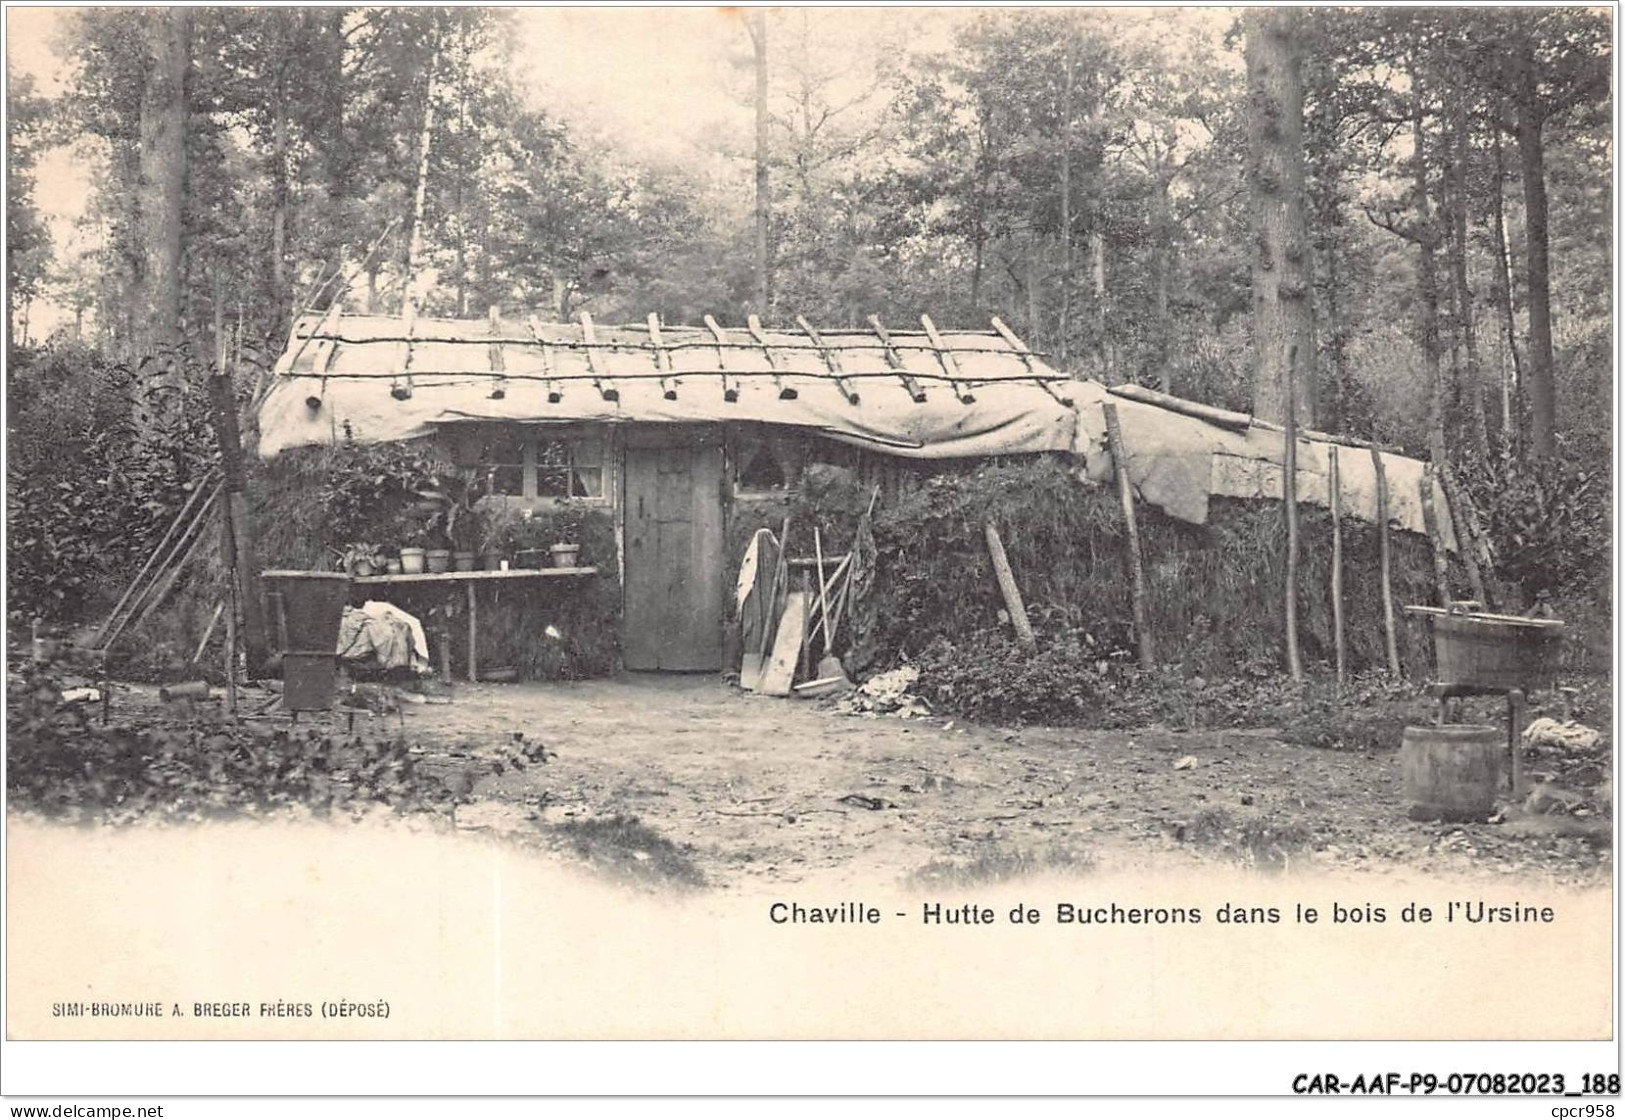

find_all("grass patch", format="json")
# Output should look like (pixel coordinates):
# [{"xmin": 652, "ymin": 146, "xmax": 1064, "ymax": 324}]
[
  {"xmin": 905, "ymin": 843, "xmax": 1096, "ymax": 889},
  {"xmin": 551, "ymin": 814, "xmax": 706, "ymax": 890},
  {"xmin": 1176, "ymin": 807, "xmax": 1311, "ymax": 873}
]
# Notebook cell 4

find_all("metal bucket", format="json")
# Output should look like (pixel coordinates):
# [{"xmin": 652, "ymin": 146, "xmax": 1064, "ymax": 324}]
[
  {"xmin": 262, "ymin": 571, "xmax": 350, "ymax": 712},
  {"xmin": 262, "ymin": 571, "xmax": 350, "ymax": 651},
  {"xmin": 1401, "ymin": 723, "xmax": 1503, "ymax": 822}
]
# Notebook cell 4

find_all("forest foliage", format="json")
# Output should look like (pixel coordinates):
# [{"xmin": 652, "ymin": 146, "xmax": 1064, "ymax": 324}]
[{"xmin": 5, "ymin": 7, "xmax": 1613, "ymax": 696}]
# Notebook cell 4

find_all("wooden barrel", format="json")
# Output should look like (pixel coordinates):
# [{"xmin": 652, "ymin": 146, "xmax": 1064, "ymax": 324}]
[{"xmin": 1400, "ymin": 724, "xmax": 1503, "ymax": 822}]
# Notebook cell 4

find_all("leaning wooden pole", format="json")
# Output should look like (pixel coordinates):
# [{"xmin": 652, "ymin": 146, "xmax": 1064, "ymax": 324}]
[
  {"xmin": 209, "ymin": 310, "xmax": 269, "ymax": 678},
  {"xmin": 1419, "ymin": 463, "xmax": 1452, "ymax": 606},
  {"xmin": 983, "ymin": 522, "xmax": 1035, "ymax": 649},
  {"xmin": 1101, "ymin": 402, "xmax": 1154, "ymax": 668},
  {"xmin": 1328, "ymin": 445, "xmax": 1346, "ymax": 686},
  {"xmin": 1436, "ymin": 463, "xmax": 1488, "ymax": 607},
  {"xmin": 1282, "ymin": 346, "xmax": 1303, "ymax": 682},
  {"xmin": 1369, "ymin": 446, "xmax": 1401, "ymax": 675}
]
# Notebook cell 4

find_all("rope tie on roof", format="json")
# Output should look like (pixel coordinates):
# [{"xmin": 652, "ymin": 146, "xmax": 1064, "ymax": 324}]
[
  {"xmin": 648, "ymin": 313, "xmax": 679, "ymax": 400},
  {"xmin": 703, "ymin": 315, "xmax": 741, "ymax": 402},
  {"xmin": 868, "ymin": 315, "xmax": 927, "ymax": 403}
]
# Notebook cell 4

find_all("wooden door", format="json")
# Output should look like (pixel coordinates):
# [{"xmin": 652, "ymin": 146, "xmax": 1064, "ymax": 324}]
[{"xmin": 622, "ymin": 431, "xmax": 725, "ymax": 670}]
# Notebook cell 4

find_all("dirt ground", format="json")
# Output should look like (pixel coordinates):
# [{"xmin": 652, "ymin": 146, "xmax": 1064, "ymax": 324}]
[{"xmin": 366, "ymin": 674, "xmax": 1612, "ymax": 891}]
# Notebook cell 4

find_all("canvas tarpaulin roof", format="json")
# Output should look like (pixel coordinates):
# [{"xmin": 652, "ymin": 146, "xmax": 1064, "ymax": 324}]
[{"xmin": 258, "ymin": 312, "xmax": 1453, "ymax": 546}]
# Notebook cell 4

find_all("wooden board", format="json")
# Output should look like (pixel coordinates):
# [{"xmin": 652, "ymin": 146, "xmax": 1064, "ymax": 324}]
[
  {"xmin": 623, "ymin": 433, "xmax": 726, "ymax": 671},
  {"xmin": 737, "ymin": 529, "xmax": 779, "ymax": 691},
  {"xmin": 758, "ymin": 592, "xmax": 811, "ymax": 698}
]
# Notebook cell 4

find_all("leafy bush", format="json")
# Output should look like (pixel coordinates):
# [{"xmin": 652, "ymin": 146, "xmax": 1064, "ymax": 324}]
[
  {"xmin": 914, "ymin": 631, "xmax": 1107, "ymax": 725},
  {"xmin": 6, "ymin": 662, "xmax": 465, "ymax": 824},
  {"xmin": 1466, "ymin": 448, "xmax": 1610, "ymax": 607},
  {"xmin": 7, "ymin": 343, "xmax": 220, "ymax": 623}
]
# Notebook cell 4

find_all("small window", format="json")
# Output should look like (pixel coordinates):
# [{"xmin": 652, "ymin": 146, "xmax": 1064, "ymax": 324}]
[
  {"xmin": 733, "ymin": 429, "xmax": 803, "ymax": 496},
  {"xmin": 448, "ymin": 425, "xmax": 606, "ymax": 501},
  {"xmin": 472, "ymin": 426, "xmax": 525, "ymax": 497},
  {"xmin": 535, "ymin": 434, "xmax": 605, "ymax": 499}
]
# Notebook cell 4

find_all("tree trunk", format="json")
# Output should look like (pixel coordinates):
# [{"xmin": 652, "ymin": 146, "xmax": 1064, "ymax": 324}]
[
  {"xmin": 404, "ymin": 55, "xmax": 439, "ymax": 312},
  {"xmin": 1515, "ymin": 41, "xmax": 1557, "ymax": 460},
  {"xmin": 1410, "ymin": 80, "xmax": 1448, "ymax": 468},
  {"xmin": 1152, "ymin": 173, "xmax": 1172, "ymax": 392},
  {"xmin": 1490, "ymin": 129, "xmax": 1523, "ymax": 447},
  {"xmin": 751, "ymin": 11, "xmax": 772, "ymax": 318},
  {"xmin": 1244, "ymin": 8, "xmax": 1315, "ymax": 426},
  {"xmin": 136, "ymin": 7, "xmax": 189, "ymax": 357},
  {"xmin": 1058, "ymin": 48, "xmax": 1073, "ymax": 365},
  {"xmin": 269, "ymin": 68, "xmax": 291, "ymax": 336},
  {"xmin": 1323, "ymin": 229, "xmax": 1348, "ymax": 433},
  {"xmin": 1448, "ymin": 91, "xmax": 1490, "ymax": 463},
  {"xmin": 1089, "ymin": 228, "xmax": 1105, "ymax": 374}
]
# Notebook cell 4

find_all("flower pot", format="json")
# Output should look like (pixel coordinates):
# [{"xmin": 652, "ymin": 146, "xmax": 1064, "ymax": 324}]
[
  {"xmin": 515, "ymin": 548, "xmax": 546, "ymax": 570},
  {"xmin": 482, "ymin": 551, "xmax": 504, "ymax": 571},
  {"xmin": 453, "ymin": 550, "xmax": 477, "ymax": 572},
  {"xmin": 425, "ymin": 548, "xmax": 452, "ymax": 574},
  {"xmin": 550, "ymin": 543, "xmax": 581, "ymax": 568},
  {"xmin": 351, "ymin": 558, "xmax": 376, "ymax": 577},
  {"xmin": 386, "ymin": 557, "xmax": 404, "ymax": 575},
  {"xmin": 399, "ymin": 547, "xmax": 426, "ymax": 575}
]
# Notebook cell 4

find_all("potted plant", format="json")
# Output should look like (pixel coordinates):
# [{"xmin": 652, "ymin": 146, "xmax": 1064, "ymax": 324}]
[
  {"xmin": 480, "ymin": 505, "xmax": 520, "ymax": 570},
  {"xmin": 411, "ymin": 468, "xmax": 481, "ymax": 575},
  {"xmin": 512, "ymin": 513, "xmax": 552, "ymax": 570},
  {"xmin": 549, "ymin": 541, "xmax": 581, "ymax": 568},
  {"xmin": 336, "ymin": 542, "xmax": 384, "ymax": 577},
  {"xmin": 450, "ymin": 505, "xmax": 483, "ymax": 572}
]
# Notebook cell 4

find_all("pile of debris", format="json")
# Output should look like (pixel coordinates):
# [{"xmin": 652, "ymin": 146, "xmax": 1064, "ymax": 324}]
[{"xmin": 834, "ymin": 664, "xmax": 932, "ymax": 719}]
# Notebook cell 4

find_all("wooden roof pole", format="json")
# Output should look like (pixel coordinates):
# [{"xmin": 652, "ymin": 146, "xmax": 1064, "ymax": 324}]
[
  {"xmin": 391, "ymin": 303, "xmax": 416, "ymax": 399},
  {"xmin": 487, "ymin": 305, "xmax": 507, "ymax": 399},
  {"xmin": 867, "ymin": 314, "xmax": 927, "ymax": 403},
  {"xmin": 648, "ymin": 313, "xmax": 678, "ymax": 400},
  {"xmin": 990, "ymin": 315, "xmax": 1072, "ymax": 406},
  {"xmin": 794, "ymin": 315, "xmax": 859, "ymax": 405},
  {"xmin": 920, "ymin": 313, "xmax": 975, "ymax": 404},
  {"xmin": 746, "ymin": 313, "xmax": 797, "ymax": 400},
  {"xmin": 526, "ymin": 315, "xmax": 563, "ymax": 403},
  {"xmin": 703, "ymin": 314, "xmax": 741, "ymax": 402},
  {"xmin": 578, "ymin": 310, "xmax": 619, "ymax": 401}
]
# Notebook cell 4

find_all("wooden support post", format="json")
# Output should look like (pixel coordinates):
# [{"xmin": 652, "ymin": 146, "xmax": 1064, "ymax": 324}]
[
  {"xmin": 795, "ymin": 315, "xmax": 859, "ymax": 404},
  {"xmin": 1508, "ymin": 688, "xmax": 1526, "ymax": 799},
  {"xmin": 208, "ymin": 368, "xmax": 268, "ymax": 678},
  {"xmin": 746, "ymin": 313, "xmax": 796, "ymax": 399},
  {"xmin": 703, "ymin": 314, "xmax": 740, "ymax": 401},
  {"xmin": 983, "ymin": 522, "xmax": 1035, "ymax": 648},
  {"xmin": 467, "ymin": 580, "xmax": 477, "ymax": 682},
  {"xmin": 920, "ymin": 313, "xmax": 975, "ymax": 404},
  {"xmin": 1419, "ymin": 463, "xmax": 1452, "ymax": 605},
  {"xmin": 223, "ymin": 583, "xmax": 238, "ymax": 717},
  {"xmin": 578, "ymin": 310, "xmax": 618, "ymax": 401},
  {"xmin": 1282, "ymin": 346, "xmax": 1303, "ymax": 682},
  {"xmin": 1101, "ymin": 402, "xmax": 1153, "ymax": 668},
  {"xmin": 867, "ymin": 314, "xmax": 927, "ymax": 402},
  {"xmin": 990, "ymin": 315, "xmax": 1073, "ymax": 406},
  {"xmin": 648, "ymin": 313, "xmax": 678, "ymax": 399},
  {"xmin": 1329, "ymin": 445, "xmax": 1346, "ymax": 687},
  {"xmin": 1370, "ymin": 447, "xmax": 1402, "ymax": 675}
]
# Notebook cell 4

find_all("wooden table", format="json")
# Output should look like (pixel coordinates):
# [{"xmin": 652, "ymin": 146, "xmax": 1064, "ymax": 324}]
[{"xmin": 351, "ymin": 568, "xmax": 597, "ymax": 681}]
